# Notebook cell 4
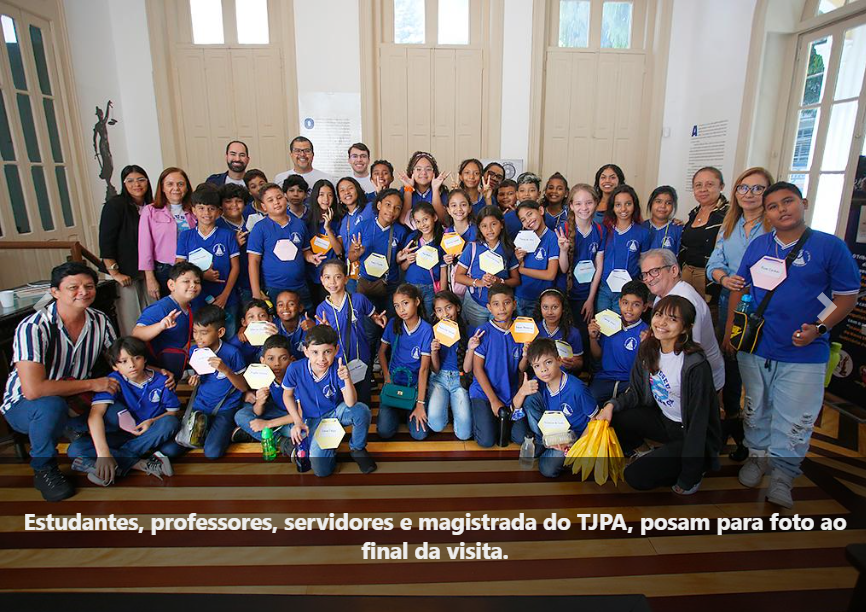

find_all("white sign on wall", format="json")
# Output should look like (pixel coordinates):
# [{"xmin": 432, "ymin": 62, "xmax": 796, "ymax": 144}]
[{"xmin": 298, "ymin": 92, "xmax": 362, "ymax": 178}]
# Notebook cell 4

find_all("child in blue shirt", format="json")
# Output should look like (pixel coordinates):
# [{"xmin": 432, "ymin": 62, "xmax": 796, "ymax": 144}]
[
  {"xmin": 68, "ymin": 337, "xmax": 179, "ymax": 486},
  {"xmin": 186, "ymin": 305, "xmax": 249, "ymax": 459},
  {"xmin": 337, "ymin": 177, "xmax": 374, "ymax": 292},
  {"xmin": 515, "ymin": 338, "xmax": 598, "ymax": 478},
  {"xmin": 216, "ymin": 183, "xmax": 253, "ymax": 305},
  {"xmin": 378, "ymin": 284, "xmax": 434, "ymax": 441},
  {"xmin": 274, "ymin": 289, "xmax": 313, "ymax": 359},
  {"xmin": 643, "ymin": 186, "xmax": 683, "ymax": 253},
  {"xmin": 401, "ymin": 202, "xmax": 447, "ymax": 314},
  {"xmin": 534, "ymin": 289, "xmax": 583, "ymax": 374},
  {"xmin": 588, "ymin": 280, "xmax": 650, "ymax": 405},
  {"xmin": 232, "ymin": 334, "xmax": 293, "ymax": 443},
  {"xmin": 134, "ymin": 262, "xmax": 202, "ymax": 378},
  {"xmin": 428, "ymin": 291, "xmax": 474, "ymax": 441},
  {"xmin": 307, "ymin": 179, "xmax": 343, "ymax": 304},
  {"xmin": 514, "ymin": 201, "xmax": 560, "ymax": 316},
  {"xmin": 282, "ymin": 325, "xmax": 376, "ymax": 476},
  {"xmin": 228, "ymin": 298, "xmax": 275, "ymax": 366},
  {"xmin": 469, "ymin": 284, "xmax": 530, "ymax": 447},
  {"xmin": 283, "ymin": 174, "xmax": 312, "ymax": 223},
  {"xmin": 540, "ymin": 172, "xmax": 569, "ymax": 231}
]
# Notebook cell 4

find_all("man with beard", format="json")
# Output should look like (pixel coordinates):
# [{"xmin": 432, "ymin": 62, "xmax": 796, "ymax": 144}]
[{"xmin": 207, "ymin": 141, "xmax": 250, "ymax": 187}]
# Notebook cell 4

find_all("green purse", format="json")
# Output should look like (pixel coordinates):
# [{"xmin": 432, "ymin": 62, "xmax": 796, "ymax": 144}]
[{"xmin": 379, "ymin": 333, "xmax": 418, "ymax": 411}]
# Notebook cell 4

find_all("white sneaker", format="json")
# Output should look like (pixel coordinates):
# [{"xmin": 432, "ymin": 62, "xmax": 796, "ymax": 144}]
[
  {"xmin": 137, "ymin": 452, "xmax": 173, "ymax": 480},
  {"xmin": 71, "ymin": 457, "xmax": 112, "ymax": 487},
  {"xmin": 738, "ymin": 449, "xmax": 768, "ymax": 488},
  {"xmin": 766, "ymin": 469, "xmax": 794, "ymax": 509}
]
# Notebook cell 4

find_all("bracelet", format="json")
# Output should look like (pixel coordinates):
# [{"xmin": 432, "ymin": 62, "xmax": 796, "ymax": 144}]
[
  {"xmin": 718, "ymin": 273, "xmax": 728, "ymax": 283},
  {"xmin": 416, "ymin": 400, "xmax": 425, "ymax": 405},
  {"xmin": 472, "ymin": 279, "xmax": 478, "ymax": 288},
  {"xmin": 404, "ymin": 185, "xmax": 415, "ymax": 193}
]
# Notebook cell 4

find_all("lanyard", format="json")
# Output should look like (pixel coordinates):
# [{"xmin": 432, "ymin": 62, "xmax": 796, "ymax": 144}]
[{"xmin": 330, "ymin": 294, "xmax": 360, "ymax": 360}]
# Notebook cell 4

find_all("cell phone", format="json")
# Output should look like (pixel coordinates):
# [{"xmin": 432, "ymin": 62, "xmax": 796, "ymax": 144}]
[{"xmin": 117, "ymin": 409, "xmax": 137, "ymax": 433}]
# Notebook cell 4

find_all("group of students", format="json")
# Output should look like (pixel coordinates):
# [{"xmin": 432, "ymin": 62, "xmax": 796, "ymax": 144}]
[{"xmin": 3, "ymin": 145, "xmax": 859, "ymax": 511}]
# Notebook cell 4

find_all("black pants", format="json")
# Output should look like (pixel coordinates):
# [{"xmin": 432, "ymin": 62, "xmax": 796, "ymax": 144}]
[{"xmin": 721, "ymin": 351, "xmax": 744, "ymax": 444}]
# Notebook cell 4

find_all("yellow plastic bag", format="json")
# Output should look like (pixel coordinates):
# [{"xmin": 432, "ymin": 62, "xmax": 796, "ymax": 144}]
[{"xmin": 564, "ymin": 420, "xmax": 625, "ymax": 485}]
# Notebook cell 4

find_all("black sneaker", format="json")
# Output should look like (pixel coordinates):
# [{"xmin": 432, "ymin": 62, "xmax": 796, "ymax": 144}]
[
  {"xmin": 351, "ymin": 449, "xmax": 378, "ymax": 474},
  {"xmin": 279, "ymin": 436, "xmax": 293, "ymax": 457},
  {"xmin": 33, "ymin": 465, "xmax": 75, "ymax": 502},
  {"xmin": 231, "ymin": 427, "xmax": 254, "ymax": 444},
  {"xmin": 729, "ymin": 443, "xmax": 749, "ymax": 462}
]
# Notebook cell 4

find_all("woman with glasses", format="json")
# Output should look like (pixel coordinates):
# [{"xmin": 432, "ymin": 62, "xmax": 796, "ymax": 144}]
[
  {"xmin": 98, "ymin": 164, "xmax": 154, "ymax": 335},
  {"xmin": 706, "ymin": 167, "xmax": 774, "ymax": 461}
]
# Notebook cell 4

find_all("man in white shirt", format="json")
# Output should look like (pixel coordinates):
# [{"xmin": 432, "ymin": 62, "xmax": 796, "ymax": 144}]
[
  {"xmin": 348, "ymin": 142, "xmax": 375, "ymax": 194},
  {"xmin": 206, "ymin": 140, "xmax": 250, "ymax": 187},
  {"xmin": 640, "ymin": 248, "xmax": 725, "ymax": 391},
  {"xmin": 274, "ymin": 136, "xmax": 335, "ymax": 193}
]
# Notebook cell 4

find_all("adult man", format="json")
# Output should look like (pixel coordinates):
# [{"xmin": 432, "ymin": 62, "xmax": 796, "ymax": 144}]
[
  {"xmin": 274, "ymin": 136, "xmax": 335, "ymax": 193},
  {"xmin": 1, "ymin": 263, "xmax": 118, "ymax": 501},
  {"xmin": 206, "ymin": 140, "xmax": 250, "ymax": 187},
  {"xmin": 347, "ymin": 142, "xmax": 374, "ymax": 194},
  {"xmin": 640, "ymin": 248, "xmax": 725, "ymax": 391}
]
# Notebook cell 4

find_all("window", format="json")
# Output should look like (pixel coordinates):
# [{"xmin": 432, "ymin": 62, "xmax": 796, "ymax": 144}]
[
  {"xmin": 558, "ymin": 0, "xmax": 590, "ymax": 48},
  {"xmin": 600, "ymin": 1, "xmax": 632, "ymax": 49},
  {"xmin": 190, "ymin": 0, "xmax": 224, "ymax": 44},
  {"xmin": 236, "ymin": 0, "xmax": 269, "ymax": 44},
  {"xmin": 392, "ymin": 0, "xmax": 471, "ymax": 46},
  {"xmin": 816, "ymin": 0, "xmax": 860, "ymax": 16},
  {"xmin": 394, "ymin": 0, "xmax": 425, "ymax": 44},
  {"xmin": 555, "ymin": 0, "xmax": 634, "ymax": 50},
  {"xmin": 438, "ymin": 0, "xmax": 469, "ymax": 45}
]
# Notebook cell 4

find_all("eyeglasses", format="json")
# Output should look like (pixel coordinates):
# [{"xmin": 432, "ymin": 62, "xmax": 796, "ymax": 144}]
[
  {"xmin": 124, "ymin": 177, "xmax": 148, "ymax": 185},
  {"xmin": 736, "ymin": 184, "xmax": 767, "ymax": 196},
  {"xmin": 349, "ymin": 153, "xmax": 369, "ymax": 160},
  {"xmin": 640, "ymin": 265, "xmax": 672, "ymax": 280},
  {"xmin": 413, "ymin": 166, "xmax": 434, "ymax": 173},
  {"xmin": 292, "ymin": 147, "xmax": 313, "ymax": 155}
]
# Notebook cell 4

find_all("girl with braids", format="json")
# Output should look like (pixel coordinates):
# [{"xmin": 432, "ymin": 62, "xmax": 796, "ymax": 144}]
[
  {"xmin": 598, "ymin": 295, "xmax": 721, "ymax": 494},
  {"xmin": 396, "ymin": 151, "xmax": 450, "ymax": 227},
  {"xmin": 540, "ymin": 172, "xmax": 569, "ymax": 231},
  {"xmin": 456, "ymin": 157, "xmax": 485, "ymax": 214},
  {"xmin": 427, "ymin": 291, "xmax": 474, "ymax": 441},
  {"xmin": 400, "ymin": 202, "xmax": 447, "ymax": 314},
  {"xmin": 533, "ymin": 289, "xmax": 583, "ymax": 374},
  {"xmin": 377, "ymin": 284, "xmax": 434, "ymax": 441}
]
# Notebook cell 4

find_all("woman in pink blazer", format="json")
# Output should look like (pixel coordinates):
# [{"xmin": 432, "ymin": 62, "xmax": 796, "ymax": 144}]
[{"xmin": 138, "ymin": 167, "xmax": 196, "ymax": 299}]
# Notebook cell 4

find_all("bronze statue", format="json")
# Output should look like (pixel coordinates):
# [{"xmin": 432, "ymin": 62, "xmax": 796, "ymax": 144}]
[{"xmin": 93, "ymin": 100, "xmax": 118, "ymax": 199}]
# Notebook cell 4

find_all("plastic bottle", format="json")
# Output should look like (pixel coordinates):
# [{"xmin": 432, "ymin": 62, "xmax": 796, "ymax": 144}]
[
  {"xmin": 735, "ymin": 293, "xmax": 753, "ymax": 315},
  {"xmin": 497, "ymin": 406, "xmax": 512, "ymax": 447},
  {"xmin": 825, "ymin": 342, "xmax": 842, "ymax": 388},
  {"xmin": 294, "ymin": 430, "xmax": 312, "ymax": 473},
  {"xmin": 261, "ymin": 427, "xmax": 277, "ymax": 462},
  {"xmin": 519, "ymin": 435, "xmax": 535, "ymax": 469}
]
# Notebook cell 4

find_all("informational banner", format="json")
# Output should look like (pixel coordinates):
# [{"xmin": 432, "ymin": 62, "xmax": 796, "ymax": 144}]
[
  {"xmin": 685, "ymin": 120, "xmax": 729, "ymax": 193},
  {"xmin": 298, "ymin": 92, "xmax": 362, "ymax": 178}
]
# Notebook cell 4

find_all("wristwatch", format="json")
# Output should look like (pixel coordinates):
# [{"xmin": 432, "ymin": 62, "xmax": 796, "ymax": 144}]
[{"xmin": 814, "ymin": 322, "xmax": 828, "ymax": 335}]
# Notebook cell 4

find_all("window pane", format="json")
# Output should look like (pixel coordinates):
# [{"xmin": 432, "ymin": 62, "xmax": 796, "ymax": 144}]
[
  {"xmin": 822, "ymin": 101, "xmax": 857, "ymax": 171},
  {"xmin": 55, "ymin": 166, "xmax": 73, "ymax": 227},
  {"xmin": 817, "ymin": 0, "xmax": 846, "ymax": 15},
  {"xmin": 190, "ymin": 0, "xmax": 224, "ymax": 44},
  {"xmin": 559, "ymin": 0, "xmax": 590, "ymax": 48},
  {"xmin": 394, "ymin": 0, "xmax": 424, "ymax": 44},
  {"xmin": 31, "ymin": 165, "xmax": 52, "ymax": 231},
  {"xmin": 236, "ymin": 0, "xmax": 268, "ymax": 44},
  {"xmin": 43, "ymin": 99, "xmax": 62, "ymax": 163},
  {"xmin": 802, "ymin": 37, "xmax": 832, "ymax": 106},
  {"xmin": 16, "ymin": 94, "xmax": 40, "ymax": 163},
  {"xmin": 0, "ymin": 93, "xmax": 15, "ymax": 161},
  {"xmin": 788, "ymin": 173, "xmax": 810, "ymax": 197},
  {"xmin": 835, "ymin": 24, "xmax": 866, "ymax": 100},
  {"xmin": 2, "ymin": 15, "xmax": 27, "ymax": 90},
  {"xmin": 601, "ymin": 2, "xmax": 632, "ymax": 49},
  {"xmin": 438, "ymin": 0, "xmax": 468, "ymax": 45},
  {"xmin": 812, "ymin": 173, "xmax": 845, "ymax": 233},
  {"xmin": 29, "ymin": 25, "xmax": 51, "ymax": 96},
  {"xmin": 791, "ymin": 108, "xmax": 819, "ymax": 171},
  {"xmin": 5, "ymin": 165, "xmax": 29, "ymax": 233}
]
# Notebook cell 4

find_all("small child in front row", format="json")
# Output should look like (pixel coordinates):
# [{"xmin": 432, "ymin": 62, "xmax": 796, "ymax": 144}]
[
  {"xmin": 514, "ymin": 338, "xmax": 597, "ymax": 478},
  {"xmin": 274, "ymin": 289, "xmax": 313, "ymax": 359},
  {"xmin": 428, "ymin": 291, "xmax": 473, "ymax": 441},
  {"xmin": 534, "ymin": 288, "xmax": 583, "ymax": 374},
  {"xmin": 232, "ymin": 334, "xmax": 293, "ymax": 444},
  {"xmin": 588, "ymin": 280, "xmax": 649, "ymax": 405},
  {"xmin": 643, "ymin": 186, "xmax": 682, "ymax": 253},
  {"xmin": 282, "ymin": 325, "xmax": 377, "ymax": 476},
  {"xmin": 229, "ymin": 298, "xmax": 276, "ymax": 366},
  {"xmin": 68, "ymin": 337, "xmax": 179, "ymax": 486},
  {"xmin": 469, "ymin": 284, "xmax": 529, "ymax": 447},
  {"xmin": 186, "ymin": 305, "xmax": 249, "ymax": 459}
]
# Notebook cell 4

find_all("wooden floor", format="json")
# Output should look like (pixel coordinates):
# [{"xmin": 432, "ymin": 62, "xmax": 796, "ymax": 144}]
[{"xmin": 0, "ymin": 396, "xmax": 864, "ymax": 612}]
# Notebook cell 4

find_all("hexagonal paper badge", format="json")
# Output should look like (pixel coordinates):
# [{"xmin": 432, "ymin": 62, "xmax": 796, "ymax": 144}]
[
  {"xmin": 555, "ymin": 340, "xmax": 573, "ymax": 359},
  {"xmin": 433, "ymin": 319, "xmax": 461, "ymax": 347},
  {"xmin": 441, "ymin": 232, "xmax": 465, "ymax": 256},
  {"xmin": 244, "ymin": 363, "xmax": 276, "ymax": 390},
  {"xmin": 510, "ymin": 317, "xmax": 538, "ymax": 344},
  {"xmin": 750, "ymin": 256, "xmax": 787, "ymax": 291},
  {"xmin": 189, "ymin": 347, "xmax": 217, "ymax": 375},
  {"xmin": 188, "ymin": 247, "xmax": 213, "ymax": 272},
  {"xmin": 310, "ymin": 235, "xmax": 331, "ymax": 255},
  {"xmin": 245, "ymin": 321, "xmax": 275, "ymax": 347},
  {"xmin": 478, "ymin": 250, "xmax": 505, "ymax": 275},
  {"xmin": 364, "ymin": 253, "xmax": 389, "ymax": 278},
  {"xmin": 514, "ymin": 230, "xmax": 541, "ymax": 253},
  {"xmin": 313, "ymin": 417, "xmax": 345, "ymax": 450},
  {"xmin": 415, "ymin": 245, "xmax": 440, "ymax": 270},
  {"xmin": 274, "ymin": 238, "xmax": 298, "ymax": 262},
  {"xmin": 539, "ymin": 411, "xmax": 571, "ymax": 436},
  {"xmin": 594, "ymin": 310, "xmax": 622, "ymax": 337}
]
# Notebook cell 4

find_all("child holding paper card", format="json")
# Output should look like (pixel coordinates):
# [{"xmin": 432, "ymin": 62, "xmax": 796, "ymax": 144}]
[
  {"xmin": 231, "ymin": 334, "xmax": 293, "ymax": 444},
  {"xmin": 229, "ymin": 298, "xmax": 276, "ymax": 366},
  {"xmin": 401, "ymin": 202, "xmax": 447, "ymax": 314},
  {"xmin": 307, "ymin": 179, "xmax": 343, "ymax": 304},
  {"xmin": 533, "ymin": 289, "xmax": 583, "ymax": 374},
  {"xmin": 443, "ymin": 190, "xmax": 477, "ymax": 299},
  {"xmin": 337, "ymin": 177, "xmax": 374, "ymax": 292},
  {"xmin": 588, "ymin": 280, "xmax": 649, "ymax": 405},
  {"xmin": 561, "ymin": 183, "xmax": 605, "ymax": 331},
  {"xmin": 428, "ymin": 291, "xmax": 473, "ymax": 440},
  {"xmin": 454, "ymin": 206, "xmax": 520, "ymax": 329},
  {"xmin": 514, "ymin": 201, "xmax": 560, "ymax": 317}
]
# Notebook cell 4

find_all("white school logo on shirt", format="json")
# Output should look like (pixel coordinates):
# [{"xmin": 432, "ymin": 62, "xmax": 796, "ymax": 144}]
[
  {"xmin": 590, "ymin": 242, "xmax": 599, "ymax": 256},
  {"xmin": 149, "ymin": 389, "xmax": 161, "ymax": 403},
  {"xmin": 663, "ymin": 237, "xmax": 672, "ymax": 247},
  {"xmin": 323, "ymin": 384, "xmax": 336, "ymax": 399},
  {"xmin": 512, "ymin": 346, "xmax": 522, "ymax": 360},
  {"xmin": 215, "ymin": 370, "xmax": 228, "ymax": 380},
  {"xmin": 213, "ymin": 243, "xmax": 226, "ymax": 257},
  {"xmin": 291, "ymin": 232, "xmax": 302, "ymax": 244},
  {"xmin": 627, "ymin": 240, "xmax": 639, "ymax": 252},
  {"xmin": 793, "ymin": 250, "xmax": 811, "ymax": 267},
  {"xmin": 392, "ymin": 237, "xmax": 399, "ymax": 248},
  {"xmin": 534, "ymin": 248, "xmax": 546, "ymax": 261},
  {"xmin": 624, "ymin": 337, "xmax": 638, "ymax": 351},
  {"xmin": 411, "ymin": 346, "xmax": 421, "ymax": 360},
  {"xmin": 561, "ymin": 403, "xmax": 573, "ymax": 417}
]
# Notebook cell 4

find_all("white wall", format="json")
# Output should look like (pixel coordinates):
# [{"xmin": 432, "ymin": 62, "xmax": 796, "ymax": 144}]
[
  {"xmin": 500, "ymin": 0, "xmax": 532, "ymax": 164},
  {"xmin": 657, "ymin": 0, "xmax": 758, "ymax": 217}
]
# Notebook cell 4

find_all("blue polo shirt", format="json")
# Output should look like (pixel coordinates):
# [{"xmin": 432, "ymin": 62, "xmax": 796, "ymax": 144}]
[
  {"xmin": 339, "ymin": 203, "xmax": 376, "ymax": 251},
  {"xmin": 275, "ymin": 317, "xmax": 306, "ymax": 359},
  {"xmin": 595, "ymin": 319, "xmax": 648, "ymax": 381},
  {"xmin": 405, "ymin": 234, "xmax": 447, "ymax": 286},
  {"xmin": 266, "ymin": 377, "xmax": 289, "ymax": 413},
  {"xmin": 356, "ymin": 218, "xmax": 409, "ymax": 284},
  {"xmin": 216, "ymin": 217, "xmax": 251, "ymax": 292},
  {"xmin": 189, "ymin": 341, "xmax": 246, "ymax": 413},
  {"xmin": 544, "ymin": 208, "xmax": 568, "ymax": 231},
  {"xmin": 382, "ymin": 319, "xmax": 434, "ymax": 386},
  {"xmin": 469, "ymin": 320, "xmax": 523, "ymax": 405},
  {"xmin": 736, "ymin": 230, "xmax": 859, "ymax": 364},
  {"xmin": 537, "ymin": 321, "xmax": 584, "ymax": 357},
  {"xmin": 515, "ymin": 228, "xmax": 560, "ymax": 300},
  {"xmin": 176, "ymin": 226, "xmax": 240, "ymax": 306},
  {"xmin": 227, "ymin": 334, "xmax": 260, "ymax": 366},
  {"xmin": 644, "ymin": 220, "xmax": 683, "ymax": 253},
  {"xmin": 445, "ymin": 223, "xmax": 477, "ymax": 245},
  {"xmin": 601, "ymin": 223, "xmax": 651, "ymax": 280},
  {"xmin": 541, "ymin": 373, "xmax": 597, "ymax": 434},
  {"xmin": 471, "ymin": 193, "xmax": 487, "ymax": 216},
  {"xmin": 503, "ymin": 210, "xmax": 522, "ymax": 239},
  {"xmin": 247, "ymin": 216, "xmax": 309, "ymax": 291},
  {"xmin": 137, "ymin": 296, "xmax": 192, "ymax": 373},
  {"xmin": 92, "ymin": 369, "xmax": 180, "ymax": 422},
  {"xmin": 458, "ymin": 241, "xmax": 519, "ymax": 307},
  {"xmin": 436, "ymin": 328, "xmax": 461, "ymax": 372},
  {"xmin": 307, "ymin": 218, "xmax": 342, "ymax": 285},
  {"xmin": 570, "ymin": 222, "xmax": 605, "ymax": 301},
  {"xmin": 315, "ymin": 292, "xmax": 375, "ymax": 363},
  {"xmin": 282, "ymin": 358, "xmax": 346, "ymax": 419}
]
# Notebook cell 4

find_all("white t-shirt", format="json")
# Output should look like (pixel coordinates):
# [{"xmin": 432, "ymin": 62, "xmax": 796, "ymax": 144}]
[
  {"xmin": 273, "ymin": 168, "xmax": 336, "ymax": 193},
  {"xmin": 354, "ymin": 174, "xmax": 375, "ymax": 194},
  {"xmin": 655, "ymin": 280, "xmax": 725, "ymax": 391},
  {"xmin": 224, "ymin": 176, "xmax": 246, "ymax": 187},
  {"xmin": 650, "ymin": 350, "xmax": 684, "ymax": 423},
  {"xmin": 170, "ymin": 203, "xmax": 189, "ymax": 232}
]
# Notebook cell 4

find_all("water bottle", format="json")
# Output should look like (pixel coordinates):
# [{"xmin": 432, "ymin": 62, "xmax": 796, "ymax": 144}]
[
  {"xmin": 496, "ymin": 406, "xmax": 512, "ymax": 447},
  {"xmin": 735, "ymin": 293, "xmax": 753, "ymax": 315},
  {"xmin": 294, "ymin": 429, "xmax": 312, "ymax": 473},
  {"xmin": 825, "ymin": 342, "xmax": 842, "ymax": 388},
  {"xmin": 519, "ymin": 435, "xmax": 535, "ymax": 470},
  {"xmin": 261, "ymin": 427, "xmax": 277, "ymax": 462}
]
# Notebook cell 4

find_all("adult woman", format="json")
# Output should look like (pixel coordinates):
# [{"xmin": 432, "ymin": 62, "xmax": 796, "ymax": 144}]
[
  {"xmin": 706, "ymin": 167, "xmax": 773, "ymax": 461},
  {"xmin": 138, "ymin": 167, "xmax": 195, "ymax": 299},
  {"xmin": 592, "ymin": 164, "xmax": 625, "ymax": 224},
  {"xmin": 678, "ymin": 167, "xmax": 728, "ymax": 318},
  {"xmin": 598, "ymin": 295, "xmax": 721, "ymax": 494},
  {"xmin": 99, "ymin": 165, "xmax": 154, "ymax": 335}
]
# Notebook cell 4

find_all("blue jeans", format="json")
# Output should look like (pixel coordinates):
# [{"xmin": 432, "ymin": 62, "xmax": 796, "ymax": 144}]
[
  {"xmin": 428, "ymin": 370, "xmax": 473, "ymax": 440},
  {"xmin": 589, "ymin": 377, "xmax": 627, "ymax": 406},
  {"xmin": 67, "ymin": 405, "xmax": 180, "ymax": 474},
  {"xmin": 737, "ymin": 352, "xmax": 826, "ymax": 478},
  {"xmin": 524, "ymin": 391, "xmax": 572, "ymax": 477},
  {"xmin": 516, "ymin": 296, "xmax": 538, "ymax": 318},
  {"xmin": 417, "ymin": 283, "xmax": 436, "ymax": 318},
  {"xmin": 469, "ymin": 398, "xmax": 529, "ymax": 448},
  {"xmin": 296, "ymin": 402, "xmax": 371, "ymax": 477},
  {"xmin": 3, "ymin": 396, "xmax": 89, "ymax": 469},
  {"xmin": 378, "ymin": 398, "xmax": 429, "ymax": 441},
  {"xmin": 234, "ymin": 402, "xmax": 290, "ymax": 440},
  {"xmin": 461, "ymin": 291, "xmax": 490, "ymax": 331},
  {"xmin": 596, "ymin": 283, "xmax": 621, "ymax": 315}
]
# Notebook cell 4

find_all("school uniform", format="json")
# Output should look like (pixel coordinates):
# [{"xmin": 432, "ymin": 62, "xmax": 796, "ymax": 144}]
[
  {"xmin": 136, "ymin": 296, "xmax": 193, "ymax": 378},
  {"xmin": 234, "ymin": 376, "xmax": 292, "ymax": 441},
  {"xmin": 306, "ymin": 217, "xmax": 342, "ymax": 287},
  {"xmin": 216, "ymin": 216, "xmax": 252, "ymax": 301},
  {"xmin": 537, "ymin": 320, "xmax": 584, "ymax": 359},
  {"xmin": 176, "ymin": 226, "xmax": 240, "ymax": 330},
  {"xmin": 597, "ymin": 223, "xmax": 651, "ymax": 314},
  {"xmin": 275, "ymin": 318, "xmax": 307, "ymax": 359},
  {"xmin": 544, "ymin": 207, "xmax": 568, "ymax": 232},
  {"xmin": 247, "ymin": 215, "xmax": 312, "ymax": 309},
  {"xmin": 589, "ymin": 319, "xmax": 648, "ymax": 405},
  {"xmin": 503, "ymin": 210, "xmax": 522, "ymax": 239},
  {"xmin": 189, "ymin": 340, "xmax": 247, "ymax": 459},
  {"xmin": 404, "ymin": 234, "xmax": 447, "ymax": 313},
  {"xmin": 378, "ymin": 319, "xmax": 434, "ymax": 441},
  {"xmin": 735, "ymin": 229, "xmax": 859, "ymax": 478},
  {"xmin": 468, "ymin": 320, "xmax": 529, "ymax": 447},
  {"xmin": 515, "ymin": 228, "xmax": 560, "ymax": 316},
  {"xmin": 457, "ymin": 241, "xmax": 519, "ymax": 328},
  {"xmin": 445, "ymin": 223, "xmax": 477, "ymax": 244},
  {"xmin": 427, "ymin": 328, "xmax": 472, "ymax": 440},
  {"xmin": 339, "ymin": 204, "xmax": 376, "ymax": 250},
  {"xmin": 568, "ymin": 222, "xmax": 605, "ymax": 330},
  {"xmin": 355, "ymin": 218, "xmax": 409, "ymax": 315},
  {"xmin": 227, "ymin": 334, "xmax": 261, "ymax": 366},
  {"xmin": 242, "ymin": 202, "xmax": 267, "ymax": 231},
  {"xmin": 643, "ymin": 220, "xmax": 683, "ymax": 253},
  {"xmin": 282, "ymin": 358, "xmax": 372, "ymax": 477},
  {"xmin": 470, "ymin": 193, "xmax": 487, "ymax": 216}
]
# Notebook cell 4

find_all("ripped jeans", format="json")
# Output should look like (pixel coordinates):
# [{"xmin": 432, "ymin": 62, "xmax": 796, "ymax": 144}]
[{"xmin": 737, "ymin": 352, "xmax": 826, "ymax": 478}]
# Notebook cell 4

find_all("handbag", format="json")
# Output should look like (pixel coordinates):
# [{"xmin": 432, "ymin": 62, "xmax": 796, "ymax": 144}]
[
  {"xmin": 357, "ymin": 225, "xmax": 394, "ymax": 300},
  {"xmin": 379, "ymin": 332, "xmax": 418, "ymax": 411},
  {"xmin": 174, "ymin": 383, "xmax": 231, "ymax": 448},
  {"xmin": 730, "ymin": 229, "xmax": 811, "ymax": 354}
]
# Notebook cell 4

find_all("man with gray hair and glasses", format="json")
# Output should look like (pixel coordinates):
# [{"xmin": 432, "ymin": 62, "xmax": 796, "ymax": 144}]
[{"xmin": 640, "ymin": 248, "xmax": 725, "ymax": 391}]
